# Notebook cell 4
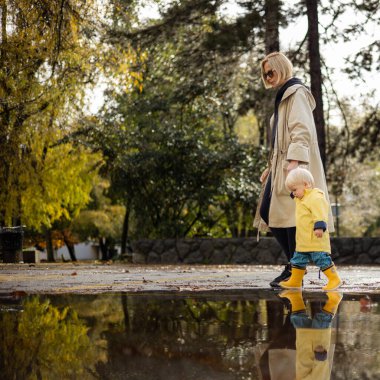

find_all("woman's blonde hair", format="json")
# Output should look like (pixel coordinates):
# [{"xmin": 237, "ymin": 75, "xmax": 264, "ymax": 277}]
[
  {"xmin": 285, "ymin": 167, "xmax": 315, "ymax": 191},
  {"xmin": 260, "ymin": 52, "xmax": 293, "ymax": 89}
]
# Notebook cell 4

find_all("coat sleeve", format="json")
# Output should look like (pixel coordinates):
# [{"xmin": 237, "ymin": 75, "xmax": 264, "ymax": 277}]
[
  {"xmin": 309, "ymin": 192, "xmax": 329, "ymax": 231},
  {"xmin": 286, "ymin": 89, "xmax": 313, "ymax": 163}
]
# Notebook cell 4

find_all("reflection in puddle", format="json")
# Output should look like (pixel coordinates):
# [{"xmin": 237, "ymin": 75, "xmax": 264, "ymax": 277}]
[{"xmin": 0, "ymin": 291, "xmax": 379, "ymax": 379}]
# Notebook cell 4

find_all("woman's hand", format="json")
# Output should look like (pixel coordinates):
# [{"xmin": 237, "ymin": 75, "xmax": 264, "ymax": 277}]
[
  {"xmin": 314, "ymin": 229, "xmax": 323, "ymax": 238},
  {"xmin": 260, "ymin": 168, "xmax": 270, "ymax": 183},
  {"xmin": 287, "ymin": 160, "xmax": 299, "ymax": 172}
]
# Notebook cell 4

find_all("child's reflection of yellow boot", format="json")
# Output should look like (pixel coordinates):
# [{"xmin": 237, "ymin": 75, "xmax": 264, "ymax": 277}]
[
  {"xmin": 279, "ymin": 267, "xmax": 305, "ymax": 289},
  {"xmin": 322, "ymin": 291, "xmax": 343, "ymax": 315},
  {"xmin": 279, "ymin": 290, "xmax": 306, "ymax": 313}
]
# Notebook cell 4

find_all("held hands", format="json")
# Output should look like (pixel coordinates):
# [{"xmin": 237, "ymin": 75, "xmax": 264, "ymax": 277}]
[
  {"xmin": 261, "ymin": 160, "xmax": 298, "ymax": 183},
  {"xmin": 314, "ymin": 229, "xmax": 323, "ymax": 238},
  {"xmin": 287, "ymin": 160, "xmax": 299, "ymax": 172},
  {"xmin": 260, "ymin": 168, "xmax": 269, "ymax": 183}
]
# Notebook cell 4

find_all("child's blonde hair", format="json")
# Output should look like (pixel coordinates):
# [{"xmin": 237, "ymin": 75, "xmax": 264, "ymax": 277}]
[
  {"xmin": 260, "ymin": 52, "xmax": 293, "ymax": 89},
  {"xmin": 285, "ymin": 167, "xmax": 315, "ymax": 191}
]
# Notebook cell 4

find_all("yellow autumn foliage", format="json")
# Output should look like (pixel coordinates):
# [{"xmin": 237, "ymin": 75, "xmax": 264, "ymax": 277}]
[{"xmin": 0, "ymin": 297, "xmax": 97, "ymax": 379}]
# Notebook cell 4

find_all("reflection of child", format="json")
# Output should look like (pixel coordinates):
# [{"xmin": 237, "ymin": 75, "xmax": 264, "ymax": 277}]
[
  {"xmin": 280, "ymin": 290, "xmax": 342, "ymax": 380},
  {"xmin": 279, "ymin": 168, "xmax": 341, "ymax": 291}
]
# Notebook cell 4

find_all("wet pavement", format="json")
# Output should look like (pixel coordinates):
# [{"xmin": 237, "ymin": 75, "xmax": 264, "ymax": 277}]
[
  {"xmin": 0, "ymin": 263, "xmax": 380, "ymax": 294},
  {"xmin": 1, "ymin": 264, "xmax": 380, "ymax": 379},
  {"xmin": 0, "ymin": 290, "xmax": 379, "ymax": 379}
]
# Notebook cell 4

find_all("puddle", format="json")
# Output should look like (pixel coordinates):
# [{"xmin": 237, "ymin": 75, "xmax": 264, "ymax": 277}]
[{"xmin": 0, "ymin": 291, "xmax": 379, "ymax": 380}]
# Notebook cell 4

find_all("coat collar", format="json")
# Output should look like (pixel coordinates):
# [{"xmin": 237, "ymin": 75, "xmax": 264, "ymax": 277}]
[
  {"xmin": 281, "ymin": 83, "xmax": 304, "ymax": 101},
  {"xmin": 279, "ymin": 81, "xmax": 316, "ymax": 110},
  {"xmin": 302, "ymin": 188, "xmax": 314, "ymax": 197},
  {"xmin": 300, "ymin": 188, "xmax": 324, "ymax": 201}
]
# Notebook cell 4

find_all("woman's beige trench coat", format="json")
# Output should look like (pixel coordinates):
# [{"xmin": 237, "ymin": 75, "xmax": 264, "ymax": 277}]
[{"xmin": 254, "ymin": 83, "xmax": 335, "ymax": 232}]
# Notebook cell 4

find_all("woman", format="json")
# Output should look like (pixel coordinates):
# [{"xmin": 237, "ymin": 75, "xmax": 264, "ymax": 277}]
[{"xmin": 253, "ymin": 51, "xmax": 334, "ymax": 287}]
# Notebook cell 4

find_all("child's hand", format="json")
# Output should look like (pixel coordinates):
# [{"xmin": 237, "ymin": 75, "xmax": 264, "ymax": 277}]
[{"xmin": 314, "ymin": 229, "xmax": 323, "ymax": 238}]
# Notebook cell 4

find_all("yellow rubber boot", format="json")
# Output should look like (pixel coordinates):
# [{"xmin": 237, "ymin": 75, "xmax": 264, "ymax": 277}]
[
  {"xmin": 322, "ymin": 265, "xmax": 342, "ymax": 291},
  {"xmin": 322, "ymin": 291, "xmax": 343, "ymax": 315},
  {"xmin": 279, "ymin": 267, "xmax": 305, "ymax": 289},
  {"xmin": 279, "ymin": 290, "xmax": 306, "ymax": 313}
]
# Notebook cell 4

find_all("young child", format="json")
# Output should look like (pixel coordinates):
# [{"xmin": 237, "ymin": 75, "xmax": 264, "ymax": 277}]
[{"xmin": 279, "ymin": 168, "xmax": 342, "ymax": 291}]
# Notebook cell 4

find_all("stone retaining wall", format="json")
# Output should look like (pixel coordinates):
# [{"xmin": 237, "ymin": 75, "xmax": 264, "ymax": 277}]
[{"xmin": 131, "ymin": 237, "xmax": 380, "ymax": 265}]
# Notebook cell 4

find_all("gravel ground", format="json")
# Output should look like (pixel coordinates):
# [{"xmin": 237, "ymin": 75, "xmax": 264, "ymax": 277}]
[{"xmin": 0, "ymin": 263, "xmax": 380, "ymax": 294}]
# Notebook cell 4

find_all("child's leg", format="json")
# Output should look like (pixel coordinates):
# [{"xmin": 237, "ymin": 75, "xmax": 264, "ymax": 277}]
[
  {"xmin": 313, "ymin": 292, "xmax": 343, "ymax": 328},
  {"xmin": 291, "ymin": 313, "xmax": 312, "ymax": 329},
  {"xmin": 312, "ymin": 313, "xmax": 333, "ymax": 329},
  {"xmin": 279, "ymin": 252, "xmax": 310, "ymax": 289},
  {"xmin": 312, "ymin": 252, "xmax": 342, "ymax": 291}
]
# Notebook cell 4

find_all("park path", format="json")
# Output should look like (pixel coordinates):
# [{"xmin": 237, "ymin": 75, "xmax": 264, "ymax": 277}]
[{"xmin": 1, "ymin": 263, "xmax": 380, "ymax": 294}]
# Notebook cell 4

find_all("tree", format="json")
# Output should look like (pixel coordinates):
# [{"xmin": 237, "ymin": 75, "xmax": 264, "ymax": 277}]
[
  {"xmin": 71, "ymin": 180, "xmax": 125, "ymax": 260},
  {"xmin": 96, "ymin": 1, "xmax": 268, "ymax": 238},
  {"xmin": 20, "ymin": 127, "xmax": 102, "ymax": 261},
  {"xmin": 326, "ymin": 101, "xmax": 379, "ymax": 236},
  {"xmin": 305, "ymin": 0, "xmax": 326, "ymax": 168},
  {"xmin": 0, "ymin": 0, "xmax": 102, "ymax": 229}
]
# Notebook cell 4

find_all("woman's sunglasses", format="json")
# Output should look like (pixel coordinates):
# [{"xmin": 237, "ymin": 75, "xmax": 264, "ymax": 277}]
[{"xmin": 264, "ymin": 69, "xmax": 275, "ymax": 80}]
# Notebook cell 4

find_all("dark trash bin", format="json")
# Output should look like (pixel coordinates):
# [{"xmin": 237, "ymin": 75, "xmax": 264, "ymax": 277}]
[{"xmin": 0, "ymin": 226, "xmax": 24, "ymax": 263}]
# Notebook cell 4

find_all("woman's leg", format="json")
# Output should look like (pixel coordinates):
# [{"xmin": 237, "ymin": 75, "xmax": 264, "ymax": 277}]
[
  {"xmin": 271, "ymin": 227, "xmax": 296, "ymax": 262},
  {"xmin": 259, "ymin": 174, "xmax": 297, "ymax": 287},
  {"xmin": 269, "ymin": 227, "xmax": 296, "ymax": 287},
  {"xmin": 287, "ymin": 227, "xmax": 296, "ymax": 261}
]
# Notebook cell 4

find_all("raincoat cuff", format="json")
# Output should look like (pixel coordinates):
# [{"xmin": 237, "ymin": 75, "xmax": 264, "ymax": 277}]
[
  {"xmin": 314, "ymin": 221, "xmax": 327, "ymax": 231},
  {"xmin": 287, "ymin": 143, "xmax": 309, "ymax": 163}
]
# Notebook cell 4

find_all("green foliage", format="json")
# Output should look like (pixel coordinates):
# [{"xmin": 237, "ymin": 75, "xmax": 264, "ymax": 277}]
[
  {"xmin": 338, "ymin": 161, "xmax": 380, "ymax": 237},
  {"xmin": 0, "ymin": 297, "xmax": 96, "ymax": 379},
  {"xmin": 99, "ymin": 92, "xmax": 265, "ymax": 238},
  {"xmin": 73, "ymin": 206, "xmax": 125, "ymax": 241},
  {"xmin": 1, "ymin": 0, "xmax": 377, "ymax": 240},
  {"xmin": 95, "ymin": 2, "xmax": 267, "ymax": 238},
  {"xmin": 327, "ymin": 103, "xmax": 380, "ymax": 236},
  {"xmin": 70, "ymin": 180, "xmax": 125, "ymax": 259}
]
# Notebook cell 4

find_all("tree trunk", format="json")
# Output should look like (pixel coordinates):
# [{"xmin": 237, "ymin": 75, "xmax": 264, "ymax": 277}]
[
  {"xmin": 62, "ymin": 232, "xmax": 77, "ymax": 261},
  {"xmin": 0, "ymin": 1, "xmax": 7, "ymax": 60},
  {"xmin": 45, "ymin": 228, "xmax": 55, "ymax": 262},
  {"xmin": 265, "ymin": 0, "xmax": 280, "ymax": 54},
  {"xmin": 121, "ymin": 202, "xmax": 130, "ymax": 255},
  {"xmin": 0, "ymin": 1, "xmax": 8, "ymax": 226},
  {"xmin": 306, "ymin": 0, "xmax": 326, "ymax": 169},
  {"xmin": 99, "ymin": 237, "xmax": 108, "ymax": 261},
  {"xmin": 121, "ymin": 294, "xmax": 130, "ymax": 332},
  {"xmin": 264, "ymin": 0, "xmax": 281, "ymax": 146}
]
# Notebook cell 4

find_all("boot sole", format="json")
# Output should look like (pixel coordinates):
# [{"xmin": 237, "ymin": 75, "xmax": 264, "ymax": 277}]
[
  {"xmin": 270, "ymin": 275, "xmax": 291, "ymax": 288},
  {"xmin": 323, "ymin": 282, "xmax": 342, "ymax": 291},
  {"xmin": 279, "ymin": 284, "xmax": 302, "ymax": 289}
]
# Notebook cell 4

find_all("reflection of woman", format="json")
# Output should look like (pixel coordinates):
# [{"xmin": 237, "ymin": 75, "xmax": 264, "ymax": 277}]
[
  {"xmin": 253, "ymin": 52, "xmax": 334, "ymax": 287},
  {"xmin": 258, "ymin": 300, "xmax": 296, "ymax": 380}
]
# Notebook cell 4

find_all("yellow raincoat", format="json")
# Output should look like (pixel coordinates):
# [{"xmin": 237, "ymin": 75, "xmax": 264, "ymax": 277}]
[{"xmin": 295, "ymin": 188, "xmax": 331, "ymax": 253}]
